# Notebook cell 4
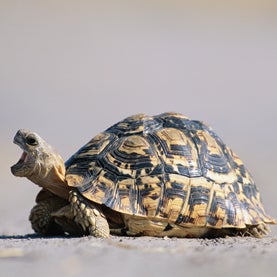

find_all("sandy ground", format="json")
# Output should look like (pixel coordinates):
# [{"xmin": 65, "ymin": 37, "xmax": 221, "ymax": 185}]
[{"xmin": 1, "ymin": 233, "xmax": 277, "ymax": 277}]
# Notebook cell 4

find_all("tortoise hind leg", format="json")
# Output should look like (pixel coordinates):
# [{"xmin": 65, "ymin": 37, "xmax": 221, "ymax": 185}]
[
  {"xmin": 29, "ymin": 197, "xmax": 69, "ymax": 236},
  {"xmin": 69, "ymin": 190, "xmax": 110, "ymax": 238},
  {"xmin": 237, "ymin": 223, "xmax": 270, "ymax": 238},
  {"xmin": 209, "ymin": 223, "xmax": 271, "ymax": 238},
  {"xmin": 30, "ymin": 192, "xmax": 84, "ymax": 236}
]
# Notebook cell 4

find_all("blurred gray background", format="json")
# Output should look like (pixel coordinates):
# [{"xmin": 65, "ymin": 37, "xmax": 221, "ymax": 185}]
[{"xmin": 0, "ymin": 0, "xmax": 276, "ymax": 235}]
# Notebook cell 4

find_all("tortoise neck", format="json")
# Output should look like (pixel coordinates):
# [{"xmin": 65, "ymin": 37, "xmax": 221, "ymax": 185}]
[{"xmin": 28, "ymin": 163, "xmax": 70, "ymax": 200}]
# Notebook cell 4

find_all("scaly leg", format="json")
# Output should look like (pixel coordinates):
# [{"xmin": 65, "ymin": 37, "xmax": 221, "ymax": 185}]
[{"xmin": 69, "ymin": 190, "xmax": 110, "ymax": 238}]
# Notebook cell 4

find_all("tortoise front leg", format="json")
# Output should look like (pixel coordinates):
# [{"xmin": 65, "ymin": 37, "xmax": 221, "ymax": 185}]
[
  {"xmin": 69, "ymin": 190, "xmax": 110, "ymax": 238},
  {"xmin": 51, "ymin": 205, "xmax": 84, "ymax": 236}
]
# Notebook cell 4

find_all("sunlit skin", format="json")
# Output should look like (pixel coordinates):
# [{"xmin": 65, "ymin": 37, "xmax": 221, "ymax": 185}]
[{"xmin": 11, "ymin": 129, "xmax": 70, "ymax": 200}]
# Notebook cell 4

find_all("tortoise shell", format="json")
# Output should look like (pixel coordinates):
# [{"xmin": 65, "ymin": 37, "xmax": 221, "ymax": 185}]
[{"xmin": 65, "ymin": 112, "xmax": 274, "ymax": 229}]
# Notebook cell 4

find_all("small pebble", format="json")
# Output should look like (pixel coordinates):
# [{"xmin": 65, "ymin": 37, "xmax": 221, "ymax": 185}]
[{"xmin": 0, "ymin": 248, "xmax": 24, "ymax": 258}]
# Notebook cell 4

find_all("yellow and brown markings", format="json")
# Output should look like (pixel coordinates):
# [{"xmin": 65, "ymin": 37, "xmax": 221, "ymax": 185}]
[
  {"xmin": 79, "ymin": 170, "xmax": 117, "ymax": 207},
  {"xmin": 78, "ymin": 133, "xmax": 113, "ymax": 157},
  {"xmin": 80, "ymin": 172, "xmax": 164, "ymax": 217},
  {"xmin": 158, "ymin": 174, "xmax": 190, "ymax": 222},
  {"xmin": 205, "ymin": 184, "xmax": 233, "ymax": 228},
  {"xmin": 135, "ymin": 175, "xmax": 163, "ymax": 216},
  {"xmin": 225, "ymin": 148, "xmax": 275, "ymax": 224},
  {"xmin": 223, "ymin": 187, "xmax": 246, "ymax": 227},
  {"xmin": 66, "ymin": 132, "xmax": 116, "ymax": 189},
  {"xmin": 170, "ymin": 177, "xmax": 212, "ymax": 227},
  {"xmin": 64, "ymin": 112, "xmax": 275, "ymax": 228},
  {"xmin": 115, "ymin": 178, "xmax": 136, "ymax": 213},
  {"xmin": 65, "ymin": 132, "xmax": 117, "ymax": 172},
  {"xmin": 150, "ymin": 127, "xmax": 202, "ymax": 177},
  {"xmin": 102, "ymin": 135, "xmax": 160, "ymax": 178},
  {"xmin": 193, "ymin": 129, "xmax": 237, "ymax": 184}
]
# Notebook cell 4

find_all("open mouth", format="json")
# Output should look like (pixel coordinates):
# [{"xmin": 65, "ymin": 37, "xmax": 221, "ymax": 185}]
[
  {"xmin": 16, "ymin": 151, "xmax": 28, "ymax": 165},
  {"xmin": 11, "ymin": 140, "xmax": 30, "ymax": 176}
]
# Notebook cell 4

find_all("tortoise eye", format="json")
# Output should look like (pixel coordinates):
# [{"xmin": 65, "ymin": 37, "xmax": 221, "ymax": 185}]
[{"xmin": 26, "ymin": 136, "xmax": 38, "ymax": 146}]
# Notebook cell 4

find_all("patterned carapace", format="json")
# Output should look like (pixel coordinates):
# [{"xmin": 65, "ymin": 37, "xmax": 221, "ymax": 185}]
[{"xmin": 65, "ymin": 112, "xmax": 274, "ymax": 230}]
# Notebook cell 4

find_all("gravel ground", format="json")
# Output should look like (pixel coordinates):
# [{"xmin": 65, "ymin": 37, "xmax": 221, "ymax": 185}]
[{"xmin": 1, "ymin": 231, "xmax": 277, "ymax": 277}]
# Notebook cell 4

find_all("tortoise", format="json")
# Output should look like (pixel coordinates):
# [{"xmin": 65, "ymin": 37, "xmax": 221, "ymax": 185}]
[{"xmin": 11, "ymin": 112, "xmax": 275, "ymax": 238}]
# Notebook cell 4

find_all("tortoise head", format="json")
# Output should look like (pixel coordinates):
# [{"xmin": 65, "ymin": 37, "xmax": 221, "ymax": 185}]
[{"xmin": 11, "ymin": 129, "xmax": 70, "ymax": 199}]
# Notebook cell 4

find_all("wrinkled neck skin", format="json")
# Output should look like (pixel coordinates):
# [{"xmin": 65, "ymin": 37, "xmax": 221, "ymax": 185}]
[{"xmin": 27, "ymin": 155, "xmax": 70, "ymax": 200}]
